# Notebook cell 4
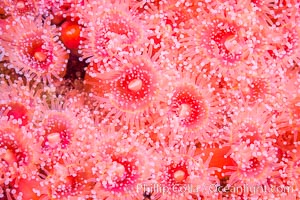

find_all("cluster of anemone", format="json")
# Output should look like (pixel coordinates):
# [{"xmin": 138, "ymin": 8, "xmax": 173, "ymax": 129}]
[{"xmin": 1, "ymin": 0, "xmax": 300, "ymax": 199}]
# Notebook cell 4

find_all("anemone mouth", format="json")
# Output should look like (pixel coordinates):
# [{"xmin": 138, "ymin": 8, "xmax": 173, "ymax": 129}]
[
  {"xmin": 203, "ymin": 19, "xmax": 242, "ymax": 64},
  {"xmin": 157, "ymin": 159, "xmax": 193, "ymax": 195},
  {"xmin": 0, "ymin": 102, "xmax": 29, "ymax": 126},
  {"xmin": 110, "ymin": 161, "xmax": 126, "ymax": 181},
  {"xmin": 21, "ymin": 37, "xmax": 53, "ymax": 71},
  {"xmin": 127, "ymin": 78, "xmax": 143, "ymax": 92},
  {"xmin": 42, "ymin": 113, "xmax": 73, "ymax": 149},
  {"xmin": 103, "ymin": 154, "xmax": 139, "ymax": 192},
  {"xmin": 15, "ymin": 0, "xmax": 31, "ymax": 11},
  {"xmin": 0, "ymin": 128, "xmax": 28, "ymax": 167},
  {"xmin": 170, "ymin": 85, "xmax": 208, "ymax": 128},
  {"xmin": 235, "ymin": 123, "xmax": 261, "ymax": 145},
  {"xmin": 110, "ymin": 61, "xmax": 157, "ymax": 112},
  {"xmin": 166, "ymin": 162, "xmax": 189, "ymax": 185},
  {"xmin": 240, "ymin": 156, "xmax": 268, "ymax": 179}
]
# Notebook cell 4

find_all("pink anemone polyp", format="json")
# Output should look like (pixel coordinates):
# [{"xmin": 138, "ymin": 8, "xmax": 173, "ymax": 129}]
[
  {"xmin": 109, "ymin": 59, "xmax": 158, "ymax": 112},
  {"xmin": 0, "ymin": 102, "xmax": 29, "ymax": 126},
  {"xmin": 20, "ymin": 35, "xmax": 54, "ymax": 71},
  {"xmin": 170, "ymin": 84, "xmax": 208, "ymax": 128},
  {"xmin": 42, "ymin": 112, "xmax": 73, "ymax": 149},
  {"xmin": 79, "ymin": 1, "xmax": 146, "ymax": 62},
  {"xmin": 205, "ymin": 19, "xmax": 242, "ymax": 63},
  {"xmin": 1, "ymin": 16, "xmax": 69, "ymax": 82},
  {"xmin": 165, "ymin": 161, "xmax": 189, "ymax": 185},
  {"xmin": 0, "ymin": 127, "xmax": 28, "ymax": 167},
  {"xmin": 103, "ymin": 155, "xmax": 139, "ymax": 192}
]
